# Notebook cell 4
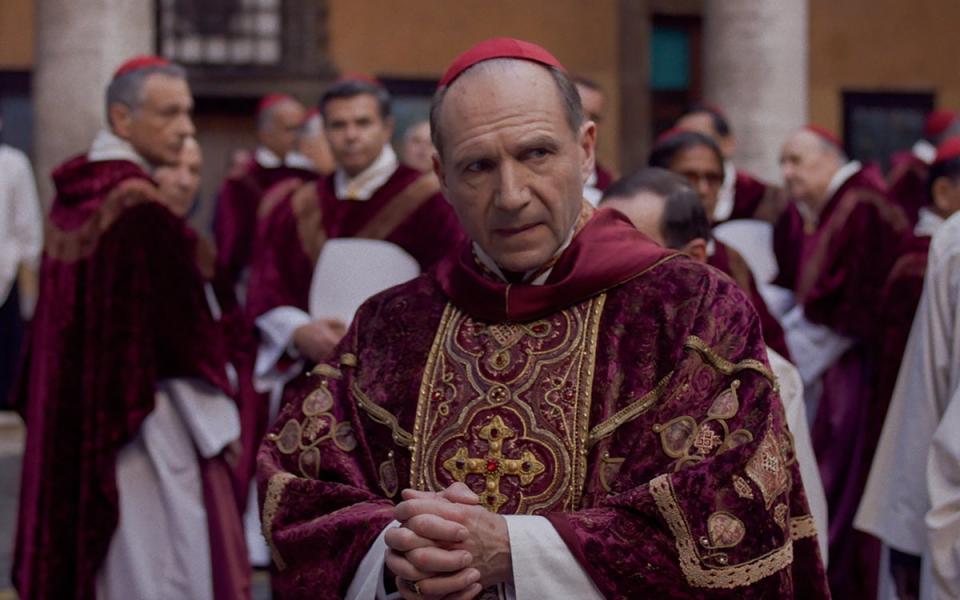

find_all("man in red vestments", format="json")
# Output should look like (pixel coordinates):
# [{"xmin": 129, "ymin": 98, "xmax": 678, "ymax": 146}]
[
  {"xmin": 675, "ymin": 103, "xmax": 787, "ymax": 224},
  {"xmin": 887, "ymin": 109, "xmax": 960, "ymax": 227},
  {"xmin": 574, "ymin": 75, "xmax": 615, "ymax": 205},
  {"xmin": 649, "ymin": 129, "xmax": 791, "ymax": 361},
  {"xmin": 256, "ymin": 38, "xmax": 828, "ymax": 600},
  {"xmin": 241, "ymin": 76, "xmax": 464, "ymax": 565},
  {"xmin": 213, "ymin": 93, "xmax": 315, "ymax": 298},
  {"xmin": 13, "ymin": 57, "xmax": 249, "ymax": 599},
  {"xmin": 776, "ymin": 125, "xmax": 909, "ymax": 598}
]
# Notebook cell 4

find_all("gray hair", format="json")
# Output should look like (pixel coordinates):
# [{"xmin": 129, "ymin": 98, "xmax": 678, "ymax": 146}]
[
  {"xmin": 429, "ymin": 58, "xmax": 584, "ymax": 159},
  {"xmin": 105, "ymin": 63, "xmax": 187, "ymax": 128}
]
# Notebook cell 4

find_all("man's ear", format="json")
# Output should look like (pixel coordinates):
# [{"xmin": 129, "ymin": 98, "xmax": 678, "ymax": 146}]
[
  {"xmin": 109, "ymin": 103, "xmax": 134, "ymax": 139},
  {"xmin": 681, "ymin": 238, "xmax": 709, "ymax": 264},
  {"xmin": 383, "ymin": 115, "xmax": 396, "ymax": 139},
  {"xmin": 579, "ymin": 120, "xmax": 597, "ymax": 185}
]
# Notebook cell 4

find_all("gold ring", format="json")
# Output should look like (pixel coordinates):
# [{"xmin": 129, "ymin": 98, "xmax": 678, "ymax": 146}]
[{"xmin": 405, "ymin": 579, "xmax": 423, "ymax": 597}]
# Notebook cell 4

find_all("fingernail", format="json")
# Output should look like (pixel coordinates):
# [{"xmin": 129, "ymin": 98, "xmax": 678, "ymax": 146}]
[
  {"xmin": 456, "ymin": 527, "xmax": 468, "ymax": 542},
  {"xmin": 468, "ymin": 568, "xmax": 481, "ymax": 584},
  {"xmin": 460, "ymin": 551, "xmax": 473, "ymax": 568}
]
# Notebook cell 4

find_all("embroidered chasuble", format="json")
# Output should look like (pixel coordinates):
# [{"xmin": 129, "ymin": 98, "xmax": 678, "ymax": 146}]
[{"xmin": 257, "ymin": 208, "xmax": 829, "ymax": 598}]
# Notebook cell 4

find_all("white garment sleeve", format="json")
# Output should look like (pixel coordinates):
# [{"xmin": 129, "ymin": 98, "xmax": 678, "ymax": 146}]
[
  {"xmin": 345, "ymin": 521, "xmax": 402, "ymax": 600},
  {"xmin": 925, "ymin": 388, "xmax": 960, "ymax": 600},
  {"xmin": 10, "ymin": 149, "xmax": 42, "ymax": 270},
  {"xmin": 158, "ymin": 378, "xmax": 241, "ymax": 459},
  {"xmin": 253, "ymin": 306, "xmax": 310, "ymax": 420},
  {"xmin": 505, "ymin": 515, "xmax": 603, "ymax": 600},
  {"xmin": 781, "ymin": 305, "xmax": 854, "ymax": 386}
]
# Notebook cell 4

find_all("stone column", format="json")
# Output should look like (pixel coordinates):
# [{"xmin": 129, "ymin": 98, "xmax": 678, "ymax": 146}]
[
  {"xmin": 703, "ymin": 2, "xmax": 808, "ymax": 182},
  {"xmin": 33, "ymin": 0, "xmax": 154, "ymax": 206}
]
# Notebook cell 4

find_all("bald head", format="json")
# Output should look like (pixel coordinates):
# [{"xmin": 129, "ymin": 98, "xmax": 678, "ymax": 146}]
[
  {"xmin": 780, "ymin": 129, "xmax": 847, "ymax": 211},
  {"xmin": 258, "ymin": 97, "xmax": 305, "ymax": 158}
]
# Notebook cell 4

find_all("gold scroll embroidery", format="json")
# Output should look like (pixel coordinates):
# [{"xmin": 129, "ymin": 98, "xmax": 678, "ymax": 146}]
[
  {"xmin": 684, "ymin": 336, "xmax": 777, "ymax": 390},
  {"xmin": 261, "ymin": 472, "xmax": 295, "ymax": 571},
  {"xmin": 650, "ymin": 474, "xmax": 793, "ymax": 589},
  {"xmin": 587, "ymin": 372, "xmax": 673, "ymax": 449},
  {"xmin": 352, "ymin": 380, "xmax": 414, "ymax": 449},
  {"xmin": 745, "ymin": 423, "xmax": 792, "ymax": 509},
  {"xmin": 267, "ymin": 381, "xmax": 357, "ymax": 478}
]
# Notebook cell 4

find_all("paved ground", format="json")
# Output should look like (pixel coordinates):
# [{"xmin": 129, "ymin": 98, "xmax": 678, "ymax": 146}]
[{"xmin": 0, "ymin": 411, "xmax": 271, "ymax": 599}]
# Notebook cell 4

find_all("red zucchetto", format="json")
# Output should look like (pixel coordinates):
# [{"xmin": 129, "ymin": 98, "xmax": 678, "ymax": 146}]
[
  {"xmin": 438, "ymin": 37, "xmax": 566, "ymax": 88},
  {"xmin": 933, "ymin": 136, "xmax": 960, "ymax": 164},
  {"xmin": 113, "ymin": 55, "xmax": 172, "ymax": 79}
]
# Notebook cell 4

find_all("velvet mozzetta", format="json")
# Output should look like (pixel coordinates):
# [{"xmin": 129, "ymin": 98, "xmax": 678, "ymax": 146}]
[
  {"xmin": 214, "ymin": 159, "xmax": 317, "ymax": 287},
  {"xmin": 257, "ymin": 209, "xmax": 829, "ymax": 599},
  {"xmin": 12, "ymin": 156, "xmax": 233, "ymax": 599},
  {"xmin": 245, "ymin": 164, "xmax": 465, "ymax": 320}
]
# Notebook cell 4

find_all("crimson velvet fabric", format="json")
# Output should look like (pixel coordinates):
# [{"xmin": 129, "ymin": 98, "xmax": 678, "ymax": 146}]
[
  {"xmin": 707, "ymin": 241, "xmax": 791, "ymax": 361},
  {"xmin": 245, "ymin": 165, "xmax": 465, "ymax": 320},
  {"xmin": 719, "ymin": 169, "xmax": 788, "ymax": 225},
  {"xmin": 214, "ymin": 159, "xmax": 317, "ymax": 287},
  {"xmin": 257, "ymin": 209, "xmax": 828, "ymax": 599},
  {"xmin": 776, "ymin": 165, "xmax": 909, "ymax": 598},
  {"xmin": 12, "ymin": 157, "xmax": 238, "ymax": 600},
  {"xmin": 886, "ymin": 151, "xmax": 930, "ymax": 227}
]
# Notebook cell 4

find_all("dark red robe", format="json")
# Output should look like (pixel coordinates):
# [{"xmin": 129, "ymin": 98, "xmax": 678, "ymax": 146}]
[
  {"xmin": 13, "ymin": 156, "xmax": 249, "ymax": 600},
  {"xmin": 778, "ymin": 165, "xmax": 908, "ymax": 598},
  {"xmin": 246, "ymin": 165, "xmax": 466, "ymax": 320},
  {"xmin": 708, "ymin": 241, "xmax": 791, "ymax": 361},
  {"xmin": 213, "ymin": 158, "xmax": 316, "ymax": 288},
  {"xmin": 595, "ymin": 162, "xmax": 614, "ymax": 191},
  {"xmin": 875, "ymin": 233, "xmax": 932, "ymax": 431},
  {"xmin": 257, "ymin": 208, "xmax": 828, "ymax": 599},
  {"xmin": 886, "ymin": 151, "xmax": 930, "ymax": 227},
  {"xmin": 719, "ymin": 169, "xmax": 789, "ymax": 225}
]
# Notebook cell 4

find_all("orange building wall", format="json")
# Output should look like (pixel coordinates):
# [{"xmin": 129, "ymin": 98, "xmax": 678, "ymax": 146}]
[
  {"xmin": 809, "ymin": 0, "xmax": 960, "ymax": 134},
  {"xmin": 326, "ymin": 0, "xmax": 622, "ymax": 170},
  {"xmin": 0, "ymin": 0, "xmax": 35, "ymax": 69}
]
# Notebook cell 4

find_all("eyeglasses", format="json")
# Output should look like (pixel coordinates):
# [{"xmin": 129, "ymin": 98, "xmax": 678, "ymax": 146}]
[{"xmin": 678, "ymin": 170, "xmax": 724, "ymax": 187}]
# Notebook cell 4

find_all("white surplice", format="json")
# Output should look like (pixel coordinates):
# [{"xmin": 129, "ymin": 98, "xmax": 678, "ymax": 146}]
[{"xmin": 855, "ymin": 211, "xmax": 960, "ymax": 600}]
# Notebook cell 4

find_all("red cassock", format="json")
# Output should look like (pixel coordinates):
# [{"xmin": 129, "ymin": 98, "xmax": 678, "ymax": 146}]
[
  {"xmin": 887, "ymin": 150, "xmax": 930, "ymax": 227},
  {"xmin": 12, "ymin": 156, "xmax": 249, "ymax": 599},
  {"xmin": 875, "ymin": 233, "xmax": 932, "ymax": 433},
  {"xmin": 213, "ymin": 159, "xmax": 317, "ymax": 288},
  {"xmin": 775, "ymin": 164, "xmax": 909, "ymax": 598},
  {"xmin": 718, "ymin": 169, "xmax": 789, "ymax": 225},
  {"xmin": 707, "ymin": 241, "xmax": 791, "ymax": 361},
  {"xmin": 256, "ymin": 209, "xmax": 828, "ymax": 599}
]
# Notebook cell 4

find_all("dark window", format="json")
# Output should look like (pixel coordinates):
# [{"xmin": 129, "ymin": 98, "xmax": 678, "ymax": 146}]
[{"xmin": 843, "ymin": 91, "xmax": 935, "ymax": 171}]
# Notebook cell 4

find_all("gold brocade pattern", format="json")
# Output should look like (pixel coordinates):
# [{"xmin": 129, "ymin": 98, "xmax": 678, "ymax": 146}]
[
  {"xmin": 684, "ymin": 336, "xmax": 777, "ymax": 390},
  {"xmin": 650, "ymin": 474, "xmax": 793, "ymax": 589},
  {"xmin": 790, "ymin": 515, "xmax": 818, "ymax": 540},
  {"xmin": 261, "ymin": 472, "xmax": 295, "ymax": 571},
  {"xmin": 410, "ymin": 295, "xmax": 606, "ymax": 514},
  {"xmin": 266, "ymin": 381, "xmax": 357, "ymax": 478}
]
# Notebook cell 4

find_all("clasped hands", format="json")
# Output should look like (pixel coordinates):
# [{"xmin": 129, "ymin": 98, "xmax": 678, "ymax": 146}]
[{"xmin": 385, "ymin": 482, "xmax": 513, "ymax": 599}]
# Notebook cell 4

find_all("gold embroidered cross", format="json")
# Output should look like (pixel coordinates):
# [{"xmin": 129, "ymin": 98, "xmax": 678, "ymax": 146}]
[{"xmin": 442, "ymin": 415, "xmax": 546, "ymax": 512}]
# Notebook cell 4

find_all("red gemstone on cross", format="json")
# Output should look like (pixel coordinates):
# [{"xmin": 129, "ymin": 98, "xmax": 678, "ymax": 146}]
[{"xmin": 486, "ymin": 460, "xmax": 498, "ymax": 473}]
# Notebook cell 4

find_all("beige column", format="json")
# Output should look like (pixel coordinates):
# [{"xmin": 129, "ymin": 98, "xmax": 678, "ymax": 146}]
[
  {"xmin": 703, "ymin": 1, "xmax": 808, "ymax": 182},
  {"xmin": 33, "ymin": 0, "xmax": 154, "ymax": 206}
]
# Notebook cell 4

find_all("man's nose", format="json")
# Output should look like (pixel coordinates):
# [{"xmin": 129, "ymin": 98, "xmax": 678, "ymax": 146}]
[{"xmin": 493, "ymin": 161, "xmax": 529, "ymax": 211}]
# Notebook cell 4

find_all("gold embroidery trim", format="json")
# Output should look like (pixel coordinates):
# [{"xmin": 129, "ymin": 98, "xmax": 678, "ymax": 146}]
[
  {"xmin": 261, "ymin": 472, "xmax": 295, "ymax": 571},
  {"xmin": 410, "ymin": 302, "xmax": 457, "ymax": 488},
  {"xmin": 684, "ymin": 336, "xmax": 776, "ymax": 388},
  {"xmin": 340, "ymin": 353, "xmax": 359, "ymax": 367},
  {"xmin": 789, "ymin": 515, "xmax": 817, "ymax": 541},
  {"xmin": 352, "ymin": 379, "xmax": 415, "ymax": 449},
  {"xmin": 572, "ymin": 293, "xmax": 606, "ymax": 509},
  {"xmin": 587, "ymin": 371, "xmax": 674, "ymax": 448},
  {"xmin": 650, "ymin": 474, "xmax": 793, "ymax": 589},
  {"xmin": 311, "ymin": 363, "xmax": 342, "ymax": 379}
]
